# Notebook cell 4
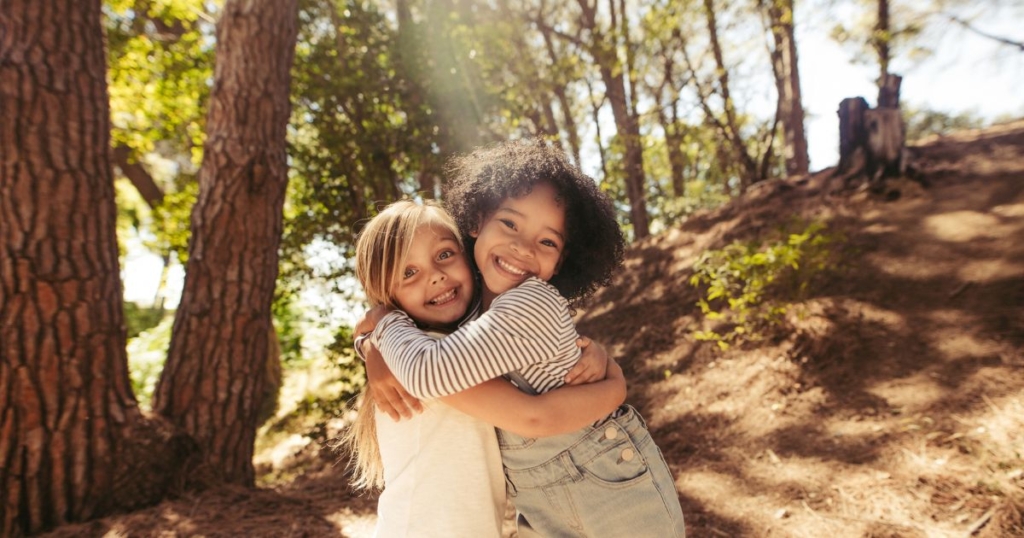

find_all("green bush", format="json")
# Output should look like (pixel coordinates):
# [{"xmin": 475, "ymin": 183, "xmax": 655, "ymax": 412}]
[
  {"xmin": 689, "ymin": 219, "xmax": 841, "ymax": 349},
  {"xmin": 126, "ymin": 315, "xmax": 175, "ymax": 408},
  {"xmin": 324, "ymin": 323, "xmax": 366, "ymax": 394},
  {"xmin": 123, "ymin": 300, "xmax": 166, "ymax": 339}
]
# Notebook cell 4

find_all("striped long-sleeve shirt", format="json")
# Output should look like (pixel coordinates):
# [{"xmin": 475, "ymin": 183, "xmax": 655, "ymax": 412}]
[{"xmin": 370, "ymin": 277, "xmax": 581, "ymax": 399}]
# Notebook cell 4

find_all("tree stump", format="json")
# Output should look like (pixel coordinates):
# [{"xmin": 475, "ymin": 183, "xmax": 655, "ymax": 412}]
[
  {"xmin": 837, "ymin": 97, "xmax": 869, "ymax": 174},
  {"xmin": 836, "ymin": 72, "xmax": 906, "ymax": 183},
  {"xmin": 864, "ymin": 107, "xmax": 905, "ymax": 179}
]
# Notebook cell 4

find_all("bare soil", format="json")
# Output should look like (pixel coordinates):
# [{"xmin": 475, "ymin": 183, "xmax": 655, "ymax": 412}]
[{"xmin": 41, "ymin": 121, "xmax": 1024, "ymax": 537}]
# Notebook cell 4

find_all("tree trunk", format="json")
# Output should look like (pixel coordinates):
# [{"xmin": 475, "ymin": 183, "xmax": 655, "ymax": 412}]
[
  {"xmin": 577, "ymin": 0, "xmax": 649, "ymax": 240},
  {"xmin": 665, "ymin": 122, "xmax": 688, "ymax": 198},
  {"xmin": 650, "ymin": 51, "xmax": 689, "ymax": 198},
  {"xmin": 0, "ymin": 1, "xmax": 186, "ymax": 534},
  {"xmin": 152, "ymin": 0, "xmax": 298, "ymax": 487},
  {"xmin": 877, "ymin": 72, "xmax": 902, "ymax": 109},
  {"xmin": 764, "ymin": 0, "xmax": 809, "ymax": 176},
  {"xmin": 875, "ymin": 0, "xmax": 891, "ymax": 85},
  {"xmin": 584, "ymin": 77, "xmax": 610, "ymax": 181},
  {"xmin": 702, "ymin": 0, "xmax": 759, "ymax": 188}
]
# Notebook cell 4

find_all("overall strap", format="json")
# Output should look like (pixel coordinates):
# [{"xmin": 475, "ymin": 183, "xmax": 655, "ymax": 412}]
[{"xmin": 503, "ymin": 369, "xmax": 540, "ymax": 395}]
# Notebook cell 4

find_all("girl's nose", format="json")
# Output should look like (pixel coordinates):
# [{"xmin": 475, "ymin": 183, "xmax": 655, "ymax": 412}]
[
  {"xmin": 431, "ymin": 271, "xmax": 447, "ymax": 285},
  {"xmin": 510, "ymin": 241, "xmax": 534, "ymax": 258}
]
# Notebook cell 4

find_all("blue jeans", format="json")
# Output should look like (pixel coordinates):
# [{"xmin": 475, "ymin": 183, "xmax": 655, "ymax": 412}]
[{"xmin": 498, "ymin": 405, "xmax": 686, "ymax": 537}]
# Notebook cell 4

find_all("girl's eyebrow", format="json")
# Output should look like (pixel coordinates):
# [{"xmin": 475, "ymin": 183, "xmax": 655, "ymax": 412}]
[{"xmin": 495, "ymin": 206, "xmax": 566, "ymax": 243}]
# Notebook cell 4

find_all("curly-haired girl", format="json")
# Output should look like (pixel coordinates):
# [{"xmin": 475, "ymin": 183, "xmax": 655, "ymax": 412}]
[{"xmin": 359, "ymin": 140, "xmax": 686, "ymax": 536}]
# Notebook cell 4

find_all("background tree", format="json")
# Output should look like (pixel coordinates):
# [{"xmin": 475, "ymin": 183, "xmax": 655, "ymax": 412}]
[
  {"xmin": 761, "ymin": 0, "xmax": 809, "ymax": 176},
  {"xmin": 0, "ymin": 1, "xmax": 186, "ymax": 534},
  {"xmin": 575, "ymin": 0, "xmax": 652, "ymax": 239},
  {"xmin": 151, "ymin": 0, "xmax": 300, "ymax": 487}
]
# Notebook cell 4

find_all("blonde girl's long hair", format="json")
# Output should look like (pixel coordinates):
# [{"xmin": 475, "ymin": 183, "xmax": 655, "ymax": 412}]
[{"xmin": 341, "ymin": 199, "xmax": 462, "ymax": 491}]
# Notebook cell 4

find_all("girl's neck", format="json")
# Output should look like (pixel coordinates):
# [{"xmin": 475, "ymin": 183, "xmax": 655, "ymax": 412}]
[
  {"xmin": 414, "ymin": 319, "xmax": 461, "ymax": 335},
  {"xmin": 481, "ymin": 289, "xmax": 496, "ymax": 311}
]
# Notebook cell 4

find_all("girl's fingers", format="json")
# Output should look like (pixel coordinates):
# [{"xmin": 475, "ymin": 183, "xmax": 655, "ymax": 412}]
[
  {"xmin": 373, "ymin": 386, "xmax": 406, "ymax": 421},
  {"xmin": 406, "ymin": 394, "xmax": 424, "ymax": 413},
  {"xmin": 564, "ymin": 362, "xmax": 588, "ymax": 385},
  {"xmin": 375, "ymin": 391, "xmax": 402, "ymax": 421}
]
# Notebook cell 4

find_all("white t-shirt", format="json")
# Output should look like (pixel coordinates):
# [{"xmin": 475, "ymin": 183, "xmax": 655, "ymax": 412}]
[{"xmin": 373, "ymin": 334, "xmax": 505, "ymax": 538}]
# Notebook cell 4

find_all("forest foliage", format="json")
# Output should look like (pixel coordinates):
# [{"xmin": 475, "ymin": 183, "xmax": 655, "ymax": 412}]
[{"xmin": 107, "ymin": 0, "xmax": 1015, "ymax": 412}]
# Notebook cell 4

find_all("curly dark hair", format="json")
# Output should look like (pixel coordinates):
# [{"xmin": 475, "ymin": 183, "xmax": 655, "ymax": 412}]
[{"xmin": 443, "ymin": 139, "xmax": 625, "ymax": 305}]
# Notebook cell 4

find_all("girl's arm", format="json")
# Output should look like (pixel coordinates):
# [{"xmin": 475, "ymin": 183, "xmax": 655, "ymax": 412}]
[
  {"xmin": 364, "ymin": 333, "xmax": 611, "ymax": 421},
  {"xmin": 441, "ymin": 357, "xmax": 626, "ymax": 438},
  {"xmin": 372, "ymin": 278, "xmax": 577, "ymax": 399},
  {"xmin": 361, "ymin": 342, "xmax": 422, "ymax": 421},
  {"xmin": 355, "ymin": 306, "xmax": 422, "ymax": 420}
]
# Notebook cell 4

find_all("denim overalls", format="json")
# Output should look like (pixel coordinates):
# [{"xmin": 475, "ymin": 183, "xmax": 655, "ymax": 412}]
[{"xmin": 500, "ymin": 371, "xmax": 686, "ymax": 537}]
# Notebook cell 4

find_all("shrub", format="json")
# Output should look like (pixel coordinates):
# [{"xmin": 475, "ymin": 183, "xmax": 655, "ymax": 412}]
[{"xmin": 689, "ymin": 219, "xmax": 841, "ymax": 348}]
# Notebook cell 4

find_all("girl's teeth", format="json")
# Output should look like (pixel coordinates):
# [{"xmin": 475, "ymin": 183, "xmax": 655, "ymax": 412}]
[
  {"xmin": 498, "ymin": 258, "xmax": 525, "ymax": 275},
  {"xmin": 430, "ymin": 289, "xmax": 455, "ymax": 304}
]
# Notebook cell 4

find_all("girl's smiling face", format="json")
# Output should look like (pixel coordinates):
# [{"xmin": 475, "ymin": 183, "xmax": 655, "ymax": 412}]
[
  {"xmin": 392, "ymin": 224, "xmax": 474, "ymax": 329},
  {"xmin": 470, "ymin": 182, "xmax": 567, "ymax": 308}
]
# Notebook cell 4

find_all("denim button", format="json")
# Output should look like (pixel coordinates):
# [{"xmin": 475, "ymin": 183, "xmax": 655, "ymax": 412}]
[
  {"xmin": 604, "ymin": 426, "xmax": 617, "ymax": 440},
  {"xmin": 621, "ymin": 448, "xmax": 635, "ymax": 462}
]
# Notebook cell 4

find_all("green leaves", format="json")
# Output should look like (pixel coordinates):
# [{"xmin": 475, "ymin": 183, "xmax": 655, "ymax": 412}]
[
  {"xmin": 107, "ymin": 0, "xmax": 213, "ymax": 162},
  {"xmin": 689, "ymin": 218, "xmax": 842, "ymax": 347}
]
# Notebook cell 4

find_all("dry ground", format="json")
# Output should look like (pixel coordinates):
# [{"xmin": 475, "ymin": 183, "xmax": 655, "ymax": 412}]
[{"xmin": 41, "ymin": 121, "xmax": 1024, "ymax": 537}]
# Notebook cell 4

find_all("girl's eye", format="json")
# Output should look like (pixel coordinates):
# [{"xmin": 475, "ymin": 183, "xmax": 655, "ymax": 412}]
[
  {"xmin": 541, "ymin": 239, "xmax": 560, "ymax": 249},
  {"xmin": 499, "ymin": 219, "xmax": 516, "ymax": 230},
  {"xmin": 403, "ymin": 267, "xmax": 418, "ymax": 279},
  {"xmin": 438, "ymin": 250, "xmax": 455, "ymax": 261}
]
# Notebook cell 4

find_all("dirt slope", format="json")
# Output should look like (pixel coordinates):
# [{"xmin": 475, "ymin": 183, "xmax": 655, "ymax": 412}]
[
  {"xmin": 41, "ymin": 121, "xmax": 1024, "ymax": 537},
  {"xmin": 575, "ymin": 120, "xmax": 1024, "ymax": 537}
]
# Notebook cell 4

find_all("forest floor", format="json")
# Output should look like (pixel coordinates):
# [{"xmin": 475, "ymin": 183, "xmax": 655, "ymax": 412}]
[{"xmin": 41, "ymin": 121, "xmax": 1024, "ymax": 537}]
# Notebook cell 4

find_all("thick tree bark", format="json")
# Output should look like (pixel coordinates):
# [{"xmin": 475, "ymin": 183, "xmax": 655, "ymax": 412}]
[
  {"xmin": 0, "ymin": 1, "xmax": 188, "ymax": 534},
  {"xmin": 577, "ymin": 0, "xmax": 649, "ymax": 240},
  {"xmin": 763, "ymin": 0, "xmax": 809, "ymax": 176},
  {"xmin": 152, "ymin": 0, "xmax": 298, "ymax": 487}
]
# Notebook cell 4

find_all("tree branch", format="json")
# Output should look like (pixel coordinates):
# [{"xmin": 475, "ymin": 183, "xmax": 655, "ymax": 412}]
[
  {"xmin": 112, "ymin": 145, "xmax": 164, "ymax": 208},
  {"xmin": 948, "ymin": 14, "xmax": 1024, "ymax": 52}
]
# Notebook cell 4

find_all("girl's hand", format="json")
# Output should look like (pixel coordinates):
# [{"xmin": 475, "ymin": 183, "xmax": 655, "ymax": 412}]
[
  {"xmin": 364, "ymin": 342, "xmax": 423, "ymax": 421},
  {"xmin": 354, "ymin": 305, "xmax": 391, "ymax": 338},
  {"xmin": 604, "ymin": 354, "xmax": 625, "ymax": 383},
  {"xmin": 564, "ymin": 336, "xmax": 610, "ymax": 385}
]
